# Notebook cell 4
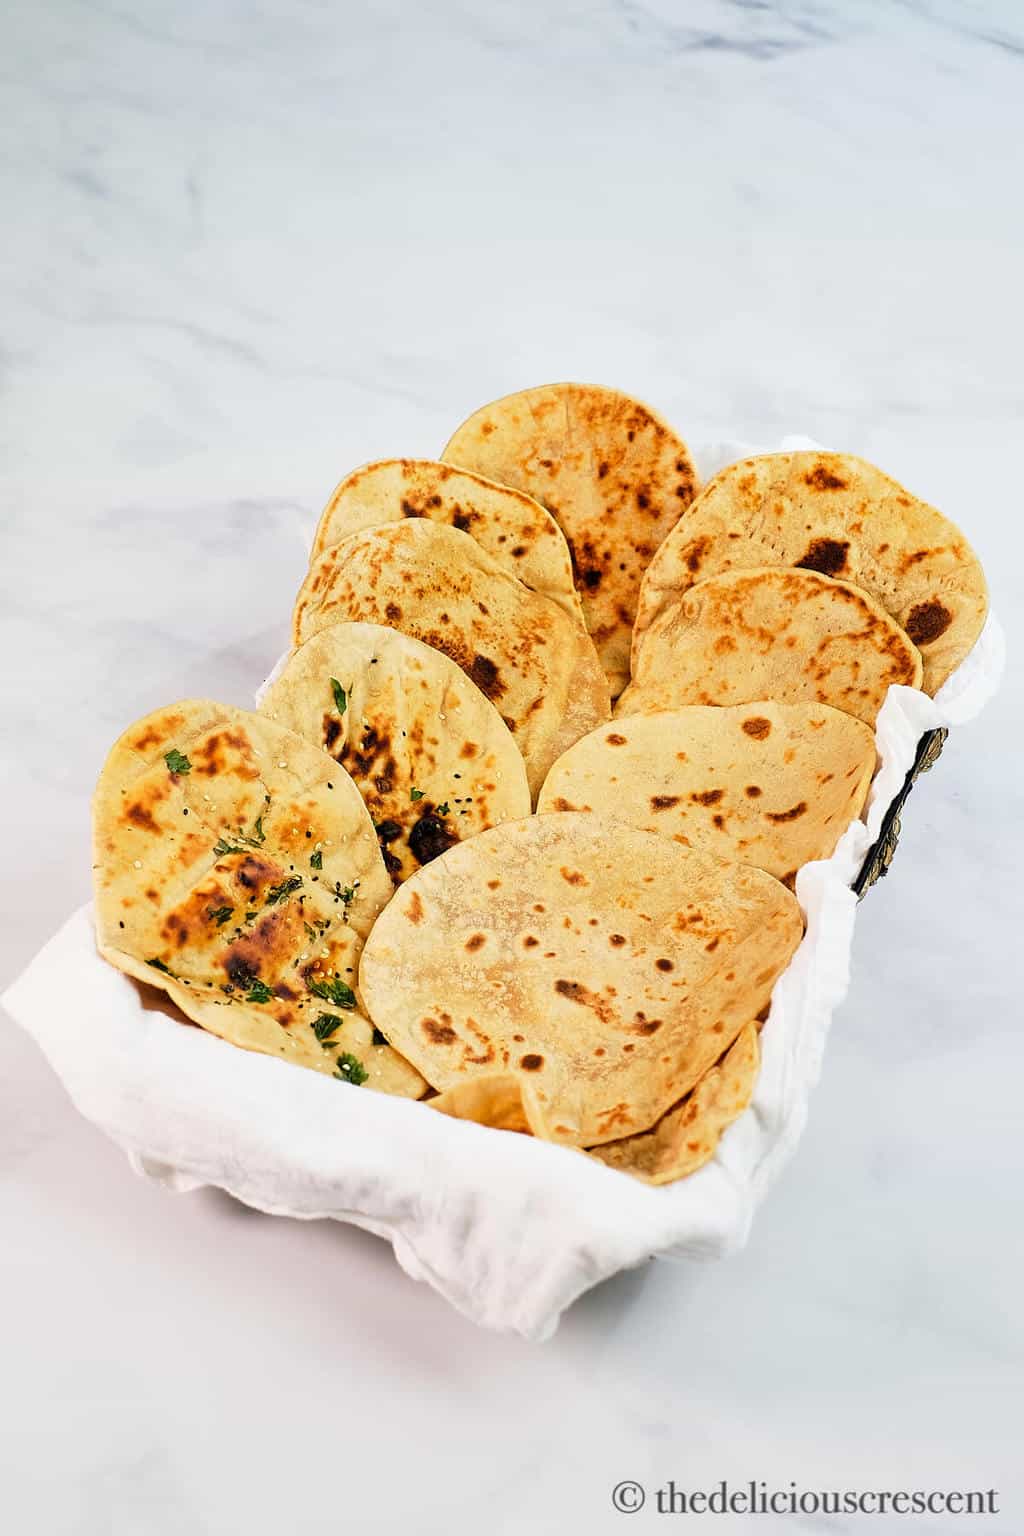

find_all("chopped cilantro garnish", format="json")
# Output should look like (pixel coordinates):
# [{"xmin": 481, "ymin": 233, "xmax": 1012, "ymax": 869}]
[
  {"xmin": 339, "ymin": 885, "xmax": 356, "ymax": 906},
  {"xmin": 146, "ymin": 957, "xmax": 172, "ymax": 974},
  {"xmin": 213, "ymin": 837, "xmax": 245, "ymax": 857},
  {"xmin": 409, "ymin": 787, "xmax": 424, "ymax": 801},
  {"xmin": 266, "ymin": 876, "xmax": 303, "ymax": 905},
  {"xmin": 214, "ymin": 813, "xmax": 266, "ymax": 857},
  {"xmin": 310, "ymin": 849, "xmax": 323, "ymax": 870},
  {"xmin": 207, "ymin": 906, "xmax": 233, "ymax": 926},
  {"xmin": 308, "ymin": 977, "xmax": 357, "ymax": 1009},
  {"xmin": 312, "ymin": 1012, "xmax": 343, "ymax": 1045},
  {"xmin": 164, "ymin": 748, "xmax": 191, "ymax": 775},
  {"xmin": 434, "ymin": 802, "xmax": 450, "ymax": 817},
  {"xmin": 334, "ymin": 1052, "xmax": 368, "ymax": 1086},
  {"xmin": 330, "ymin": 678, "xmax": 348, "ymax": 716},
  {"xmin": 245, "ymin": 980, "xmax": 273, "ymax": 1003}
]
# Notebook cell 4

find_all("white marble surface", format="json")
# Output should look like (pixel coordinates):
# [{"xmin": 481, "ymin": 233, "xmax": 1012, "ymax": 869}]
[{"xmin": 2, "ymin": 1, "xmax": 1022, "ymax": 1532}]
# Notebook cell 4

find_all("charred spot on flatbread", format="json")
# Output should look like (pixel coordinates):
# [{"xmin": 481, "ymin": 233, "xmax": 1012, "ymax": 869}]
[
  {"xmin": 905, "ymin": 598, "xmax": 953, "ymax": 645},
  {"xmin": 409, "ymin": 813, "xmax": 458, "ymax": 866},
  {"xmin": 796, "ymin": 537, "xmax": 850, "ymax": 577}
]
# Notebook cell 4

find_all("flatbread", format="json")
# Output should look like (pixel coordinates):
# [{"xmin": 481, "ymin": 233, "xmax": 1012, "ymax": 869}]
[
  {"xmin": 587, "ymin": 1022, "xmax": 759, "ymax": 1184},
  {"xmin": 260, "ymin": 622, "xmax": 531, "ymax": 883},
  {"xmin": 441, "ymin": 383, "xmax": 698, "ymax": 697},
  {"xmin": 358, "ymin": 813, "xmax": 802, "ymax": 1147},
  {"xmin": 310, "ymin": 459, "xmax": 582, "ymax": 622},
  {"xmin": 92, "ymin": 700, "xmax": 426, "ymax": 1097},
  {"xmin": 428, "ymin": 1075, "xmax": 539, "ymax": 1135},
  {"xmin": 292, "ymin": 520, "xmax": 610, "ymax": 798},
  {"xmin": 633, "ymin": 451, "xmax": 987, "ymax": 694},
  {"xmin": 537, "ymin": 702, "xmax": 875, "ymax": 886},
  {"xmin": 618, "ymin": 567, "xmax": 922, "ymax": 727}
]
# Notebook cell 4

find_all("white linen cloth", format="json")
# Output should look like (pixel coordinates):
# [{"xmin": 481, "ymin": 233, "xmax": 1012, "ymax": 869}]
[{"xmin": 3, "ymin": 439, "xmax": 1004, "ymax": 1338}]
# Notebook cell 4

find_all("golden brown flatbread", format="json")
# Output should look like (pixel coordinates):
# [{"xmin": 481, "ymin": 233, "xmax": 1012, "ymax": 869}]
[
  {"xmin": 92, "ymin": 700, "xmax": 426, "ymax": 1096},
  {"xmin": 538, "ymin": 702, "xmax": 876, "ymax": 885},
  {"xmin": 442, "ymin": 383, "xmax": 697, "ymax": 696},
  {"xmin": 310, "ymin": 458, "xmax": 582, "ymax": 622},
  {"xmin": 260, "ymin": 622, "xmax": 531, "ymax": 882},
  {"xmin": 358, "ymin": 812, "xmax": 802, "ymax": 1147},
  {"xmin": 618, "ymin": 568, "xmax": 922, "ymax": 727},
  {"xmin": 633, "ymin": 451, "xmax": 987, "ymax": 694},
  {"xmin": 292, "ymin": 520, "xmax": 610, "ymax": 797},
  {"xmin": 588, "ymin": 1023, "xmax": 759, "ymax": 1184},
  {"xmin": 428, "ymin": 1075, "xmax": 539, "ymax": 1135}
]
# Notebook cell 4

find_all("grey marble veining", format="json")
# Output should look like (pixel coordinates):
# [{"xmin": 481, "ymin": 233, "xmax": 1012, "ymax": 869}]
[{"xmin": 1, "ymin": 2, "xmax": 1021, "ymax": 1533}]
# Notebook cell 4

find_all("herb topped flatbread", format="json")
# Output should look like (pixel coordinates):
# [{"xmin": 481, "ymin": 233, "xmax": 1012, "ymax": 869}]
[
  {"xmin": 260, "ymin": 622, "xmax": 531, "ymax": 882},
  {"xmin": 93, "ymin": 700, "xmax": 426, "ymax": 1096}
]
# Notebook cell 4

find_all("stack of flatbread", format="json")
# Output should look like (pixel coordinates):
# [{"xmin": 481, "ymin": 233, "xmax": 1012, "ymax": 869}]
[{"xmin": 92, "ymin": 387, "xmax": 987, "ymax": 1185}]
